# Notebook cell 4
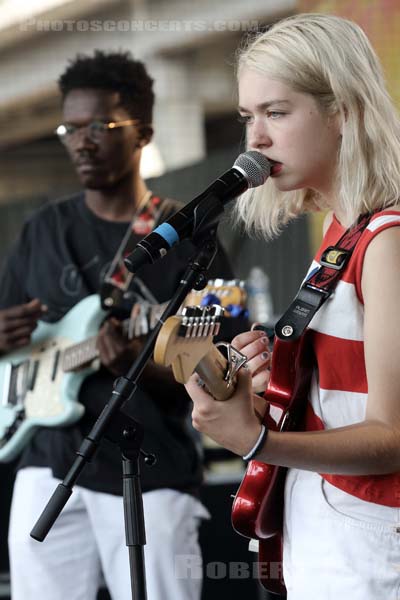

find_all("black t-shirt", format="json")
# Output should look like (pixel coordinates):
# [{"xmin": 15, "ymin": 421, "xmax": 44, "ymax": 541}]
[{"xmin": 0, "ymin": 194, "xmax": 235, "ymax": 495}]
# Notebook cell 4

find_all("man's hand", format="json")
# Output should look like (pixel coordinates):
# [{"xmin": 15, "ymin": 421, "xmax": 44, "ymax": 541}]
[
  {"xmin": 97, "ymin": 318, "xmax": 142, "ymax": 376},
  {"xmin": 0, "ymin": 299, "xmax": 47, "ymax": 353}
]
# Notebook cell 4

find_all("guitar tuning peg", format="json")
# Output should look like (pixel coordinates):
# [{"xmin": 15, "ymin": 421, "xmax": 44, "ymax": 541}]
[
  {"xmin": 196, "ymin": 307, "xmax": 205, "ymax": 337},
  {"xmin": 182, "ymin": 306, "xmax": 195, "ymax": 317},
  {"xmin": 180, "ymin": 306, "xmax": 195, "ymax": 337},
  {"xmin": 211, "ymin": 305, "xmax": 225, "ymax": 318},
  {"xmin": 201, "ymin": 306, "xmax": 214, "ymax": 337}
]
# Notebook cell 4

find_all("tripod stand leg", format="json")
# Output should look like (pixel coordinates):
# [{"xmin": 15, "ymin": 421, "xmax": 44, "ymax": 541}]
[{"xmin": 123, "ymin": 452, "xmax": 148, "ymax": 600}]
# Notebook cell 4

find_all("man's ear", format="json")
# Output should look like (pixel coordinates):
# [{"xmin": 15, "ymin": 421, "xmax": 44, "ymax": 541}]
[{"xmin": 138, "ymin": 125, "xmax": 154, "ymax": 148}]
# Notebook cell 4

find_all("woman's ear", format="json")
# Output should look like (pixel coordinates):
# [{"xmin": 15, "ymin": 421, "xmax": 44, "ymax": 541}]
[
  {"xmin": 339, "ymin": 104, "xmax": 348, "ymax": 132},
  {"xmin": 330, "ymin": 107, "xmax": 345, "ymax": 138}
]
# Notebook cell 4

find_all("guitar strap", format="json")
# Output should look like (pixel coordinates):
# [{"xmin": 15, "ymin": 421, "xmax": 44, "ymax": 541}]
[
  {"xmin": 100, "ymin": 193, "xmax": 175, "ymax": 311},
  {"xmin": 275, "ymin": 212, "xmax": 375, "ymax": 341}
]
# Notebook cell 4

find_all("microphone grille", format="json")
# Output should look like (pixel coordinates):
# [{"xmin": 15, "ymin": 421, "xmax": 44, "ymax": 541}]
[{"xmin": 234, "ymin": 151, "xmax": 271, "ymax": 188}]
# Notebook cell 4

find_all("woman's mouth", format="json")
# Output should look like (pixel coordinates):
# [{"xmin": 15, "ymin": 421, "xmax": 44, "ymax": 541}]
[{"xmin": 269, "ymin": 160, "xmax": 283, "ymax": 176}]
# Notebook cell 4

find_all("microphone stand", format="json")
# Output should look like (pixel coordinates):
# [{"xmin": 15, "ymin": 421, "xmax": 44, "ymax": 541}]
[{"xmin": 30, "ymin": 224, "xmax": 220, "ymax": 600}]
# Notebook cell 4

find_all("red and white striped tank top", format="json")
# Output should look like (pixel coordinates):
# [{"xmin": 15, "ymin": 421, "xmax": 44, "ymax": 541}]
[{"xmin": 304, "ymin": 209, "xmax": 400, "ymax": 506}]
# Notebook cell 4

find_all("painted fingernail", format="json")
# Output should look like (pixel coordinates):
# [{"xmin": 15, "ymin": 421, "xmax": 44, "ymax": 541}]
[
  {"xmin": 261, "ymin": 352, "xmax": 270, "ymax": 360},
  {"xmin": 261, "ymin": 337, "xmax": 269, "ymax": 345},
  {"xmin": 196, "ymin": 377, "xmax": 205, "ymax": 389},
  {"xmin": 252, "ymin": 323, "xmax": 268, "ymax": 333}
]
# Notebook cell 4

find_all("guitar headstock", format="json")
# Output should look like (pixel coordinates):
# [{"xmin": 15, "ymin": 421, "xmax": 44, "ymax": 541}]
[{"xmin": 154, "ymin": 305, "xmax": 224, "ymax": 384}]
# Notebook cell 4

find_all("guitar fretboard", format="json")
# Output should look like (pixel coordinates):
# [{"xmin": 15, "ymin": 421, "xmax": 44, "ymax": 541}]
[
  {"xmin": 60, "ymin": 305, "xmax": 163, "ymax": 372},
  {"xmin": 62, "ymin": 337, "xmax": 99, "ymax": 372}
]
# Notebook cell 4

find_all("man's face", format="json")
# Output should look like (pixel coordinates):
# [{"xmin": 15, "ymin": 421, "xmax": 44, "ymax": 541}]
[{"xmin": 61, "ymin": 88, "xmax": 146, "ymax": 190}]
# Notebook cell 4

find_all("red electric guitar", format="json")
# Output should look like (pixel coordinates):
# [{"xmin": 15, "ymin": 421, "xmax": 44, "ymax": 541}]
[
  {"xmin": 231, "ymin": 331, "xmax": 314, "ymax": 594},
  {"xmin": 154, "ymin": 309, "xmax": 314, "ymax": 595}
]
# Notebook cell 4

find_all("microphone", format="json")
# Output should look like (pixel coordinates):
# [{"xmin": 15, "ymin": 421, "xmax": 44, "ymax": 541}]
[{"xmin": 124, "ymin": 150, "xmax": 271, "ymax": 273}]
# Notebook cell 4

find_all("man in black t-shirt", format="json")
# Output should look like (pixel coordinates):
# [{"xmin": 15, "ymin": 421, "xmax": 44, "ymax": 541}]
[{"xmin": 1, "ymin": 51, "xmax": 235, "ymax": 600}]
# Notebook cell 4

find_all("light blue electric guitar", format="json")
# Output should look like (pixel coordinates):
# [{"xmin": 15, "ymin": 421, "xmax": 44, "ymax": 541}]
[
  {"xmin": 0, "ymin": 295, "xmax": 108, "ymax": 462},
  {"xmin": 0, "ymin": 281, "xmax": 246, "ymax": 462}
]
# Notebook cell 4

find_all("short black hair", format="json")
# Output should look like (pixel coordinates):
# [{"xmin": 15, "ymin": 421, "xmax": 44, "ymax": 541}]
[{"xmin": 58, "ymin": 50, "xmax": 154, "ymax": 125}]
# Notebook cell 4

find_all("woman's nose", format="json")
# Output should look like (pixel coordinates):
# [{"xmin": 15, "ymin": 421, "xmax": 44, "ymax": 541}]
[{"xmin": 248, "ymin": 120, "xmax": 272, "ymax": 151}]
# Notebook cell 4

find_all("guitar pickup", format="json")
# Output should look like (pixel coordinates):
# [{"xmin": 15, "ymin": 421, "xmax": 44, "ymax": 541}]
[
  {"xmin": 1, "ymin": 363, "xmax": 12, "ymax": 407},
  {"xmin": 28, "ymin": 360, "xmax": 40, "ymax": 390},
  {"xmin": 2, "ymin": 360, "xmax": 30, "ymax": 408}
]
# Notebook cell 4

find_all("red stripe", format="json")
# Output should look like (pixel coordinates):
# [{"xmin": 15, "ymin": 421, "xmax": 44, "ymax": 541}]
[
  {"xmin": 316, "ymin": 212, "xmax": 400, "ymax": 300},
  {"xmin": 303, "ymin": 401, "xmax": 325, "ymax": 431},
  {"xmin": 312, "ymin": 332, "xmax": 367, "ymax": 393},
  {"xmin": 303, "ymin": 404, "xmax": 400, "ymax": 506},
  {"xmin": 322, "ymin": 473, "xmax": 400, "ymax": 507}
]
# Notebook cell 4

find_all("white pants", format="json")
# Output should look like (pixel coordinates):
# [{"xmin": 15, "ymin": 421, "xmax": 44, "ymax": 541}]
[
  {"xmin": 8, "ymin": 467, "xmax": 209, "ymax": 600},
  {"xmin": 283, "ymin": 469, "xmax": 400, "ymax": 600}
]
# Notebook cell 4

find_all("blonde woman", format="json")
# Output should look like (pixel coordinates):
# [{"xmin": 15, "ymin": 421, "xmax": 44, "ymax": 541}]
[{"xmin": 186, "ymin": 13, "xmax": 400, "ymax": 599}]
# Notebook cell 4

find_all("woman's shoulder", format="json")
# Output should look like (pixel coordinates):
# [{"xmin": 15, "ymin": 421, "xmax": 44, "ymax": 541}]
[{"xmin": 368, "ymin": 205, "xmax": 400, "ymax": 227}]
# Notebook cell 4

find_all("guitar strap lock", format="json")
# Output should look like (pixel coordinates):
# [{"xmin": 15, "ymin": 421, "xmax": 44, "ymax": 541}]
[{"xmin": 275, "ymin": 283, "xmax": 330, "ymax": 342}]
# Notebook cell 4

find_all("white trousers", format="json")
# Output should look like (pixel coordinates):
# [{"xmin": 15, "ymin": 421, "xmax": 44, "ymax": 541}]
[
  {"xmin": 9, "ymin": 467, "xmax": 209, "ymax": 600},
  {"xmin": 283, "ymin": 469, "xmax": 400, "ymax": 600}
]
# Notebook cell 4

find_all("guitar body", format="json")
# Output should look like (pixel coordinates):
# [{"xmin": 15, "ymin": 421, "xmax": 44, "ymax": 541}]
[
  {"xmin": 231, "ymin": 332, "xmax": 314, "ymax": 594},
  {"xmin": 0, "ymin": 295, "xmax": 106, "ymax": 462}
]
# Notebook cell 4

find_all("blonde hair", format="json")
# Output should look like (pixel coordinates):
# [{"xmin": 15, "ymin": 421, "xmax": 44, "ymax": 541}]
[{"xmin": 235, "ymin": 13, "xmax": 400, "ymax": 238}]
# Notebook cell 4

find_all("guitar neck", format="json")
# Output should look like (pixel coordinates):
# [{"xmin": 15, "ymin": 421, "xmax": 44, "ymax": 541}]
[
  {"xmin": 61, "ymin": 303, "xmax": 165, "ymax": 372},
  {"xmin": 62, "ymin": 335, "xmax": 99, "ymax": 371}
]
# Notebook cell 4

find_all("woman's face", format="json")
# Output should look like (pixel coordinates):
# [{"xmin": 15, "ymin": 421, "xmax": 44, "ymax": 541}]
[{"xmin": 238, "ymin": 68, "xmax": 342, "ymax": 201}]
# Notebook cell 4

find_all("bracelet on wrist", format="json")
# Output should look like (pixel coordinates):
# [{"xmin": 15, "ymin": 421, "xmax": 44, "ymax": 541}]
[{"xmin": 242, "ymin": 424, "xmax": 268, "ymax": 461}]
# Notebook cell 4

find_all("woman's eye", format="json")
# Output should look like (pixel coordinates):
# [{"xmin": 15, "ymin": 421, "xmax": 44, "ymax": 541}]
[
  {"xmin": 237, "ymin": 114, "xmax": 253, "ymax": 125},
  {"xmin": 267, "ymin": 111, "xmax": 285, "ymax": 119}
]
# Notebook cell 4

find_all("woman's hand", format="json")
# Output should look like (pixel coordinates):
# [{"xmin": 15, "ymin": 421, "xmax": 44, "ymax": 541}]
[
  {"xmin": 231, "ymin": 327, "xmax": 272, "ymax": 393},
  {"xmin": 186, "ymin": 367, "xmax": 263, "ymax": 457}
]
